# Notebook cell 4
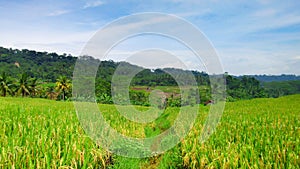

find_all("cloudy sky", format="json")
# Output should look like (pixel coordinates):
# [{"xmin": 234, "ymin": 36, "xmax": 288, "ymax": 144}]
[{"xmin": 0, "ymin": 0, "xmax": 299, "ymax": 75}]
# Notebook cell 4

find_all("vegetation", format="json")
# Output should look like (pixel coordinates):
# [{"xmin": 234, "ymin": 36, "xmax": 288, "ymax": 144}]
[
  {"xmin": 225, "ymin": 75, "xmax": 266, "ymax": 101},
  {"xmin": 55, "ymin": 76, "xmax": 72, "ymax": 100},
  {"xmin": 2, "ymin": 46, "xmax": 300, "ymax": 104},
  {"xmin": 0, "ymin": 72, "xmax": 71, "ymax": 101},
  {"xmin": 0, "ymin": 47, "xmax": 75, "ymax": 81},
  {"xmin": 0, "ymin": 46, "xmax": 299, "ymax": 168},
  {"xmin": 0, "ymin": 95, "xmax": 299, "ymax": 168},
  {"xmin": 249, "ymin": 74, "xmax": 300, "ymax": 82},
  {"xmin": 16, "ymin": 73, "xmax": 31, "ymax": 97},
  {"xmin": 0, "ymin": 72, "xmax": 12, "ymax": 97},
  {"xmin": 263, "ymin": 80, "xmax": 300, "ymax": 98}
]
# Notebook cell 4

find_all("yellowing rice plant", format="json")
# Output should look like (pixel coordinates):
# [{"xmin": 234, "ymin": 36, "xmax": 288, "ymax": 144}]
[{"xmin": 0, "ymin": 95, "xmax": 299, "ymax": 168}]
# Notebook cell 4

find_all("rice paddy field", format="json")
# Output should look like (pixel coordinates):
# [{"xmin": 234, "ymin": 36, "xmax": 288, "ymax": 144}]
[{"xmin": 0, "ymin": 95, "xmax": 299, "ymax": 168}]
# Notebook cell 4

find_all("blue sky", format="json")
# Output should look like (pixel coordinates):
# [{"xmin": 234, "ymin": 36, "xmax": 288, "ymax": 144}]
[{"xmin": 0, "ymin": 0, "xmax": 299, "ymax": 75}]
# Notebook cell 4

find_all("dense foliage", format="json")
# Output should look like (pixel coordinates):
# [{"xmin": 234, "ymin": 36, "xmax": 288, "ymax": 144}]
[
  {"xmin": 249, "ymin": 74, "xmax": 300, "ymax": 82},
  {"xmin": 263, "ymin": 80, "xmax": 300, "ymax": 97},
  {"xmin": 0, "ymin": 47, "xmax": 76, "ymax": 81}
]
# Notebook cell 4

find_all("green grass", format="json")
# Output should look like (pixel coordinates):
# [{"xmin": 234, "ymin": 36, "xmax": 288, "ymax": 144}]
[{"xmin": 0, "ymin": 95, "xmax": 299, "ymax": 168}]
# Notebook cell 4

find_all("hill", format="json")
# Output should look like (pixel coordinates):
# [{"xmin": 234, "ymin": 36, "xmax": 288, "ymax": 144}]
[
  {"xmin": 0, "ymin": 46, "xmax": 210, "ymax": 85},
  {"xmin": 247, "ymin": 74, "xmax": 300, "ymax": 82},
  {"xmin": 1, "ymin": 46, "xmax": 297, "ymax": 102},
  {"xmin": 262, "ymin": 80, "xmax": 300, "ymax": 97},
  {"xmin": 0, "ymin": 47, "xmax": 76, "ymax": 81}
]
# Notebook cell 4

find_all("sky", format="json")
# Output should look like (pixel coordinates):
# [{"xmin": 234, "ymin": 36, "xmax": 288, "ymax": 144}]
[{"xmin": 0, "ymin": 0, "xmax": 299, "ymax": 75}]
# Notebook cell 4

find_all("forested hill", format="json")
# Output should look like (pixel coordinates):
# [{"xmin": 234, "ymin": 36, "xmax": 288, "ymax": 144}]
[
  {"xmin": 2, "ymin": 46, "xmax": 299, "ymax": 83},
  {"xmin": 0, "ymin": 46, "xmax": 211, "ymax": 85},
  {"xmin": 248, "ymin": 75, "xmax": 300, "ymax": 82},
  {"xmin": 0, "ymin": 47, "xmax": 76, "ymax": 81},
  {"xmin": 1, "ymin": 46, "xmax": 300, "ymax": 101}
]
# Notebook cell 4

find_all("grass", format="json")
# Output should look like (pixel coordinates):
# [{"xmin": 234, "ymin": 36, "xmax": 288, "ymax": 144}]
[{"xmin": 0, "ymin": 95, "xmax": 299, "ymax": 168}]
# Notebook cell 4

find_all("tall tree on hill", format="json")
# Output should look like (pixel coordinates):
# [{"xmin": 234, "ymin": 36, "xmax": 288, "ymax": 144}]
[
  {"xmin": 0, "ymin": 72, "xmax": 13, "ymax": 97},
  {"xmin": 16, "ymin": 73, "xmax": 30, "ymax": 97},
  {"xmin": 55, "ymin": 76, "xmax": 71, "ymax": 100}
]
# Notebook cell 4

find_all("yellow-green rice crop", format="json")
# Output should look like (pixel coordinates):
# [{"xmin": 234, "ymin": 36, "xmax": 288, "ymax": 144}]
[{"xmin": 0, "ymin": 95, "xmax": 299, "ymax": 168}]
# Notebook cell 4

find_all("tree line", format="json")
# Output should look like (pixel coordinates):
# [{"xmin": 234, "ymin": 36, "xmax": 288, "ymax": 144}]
[{"xmin": 0, "ymin": 72, "xmax": 71, "ymax": 100}]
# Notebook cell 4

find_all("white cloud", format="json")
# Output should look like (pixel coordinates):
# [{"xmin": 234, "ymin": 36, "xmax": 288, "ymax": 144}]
[
  {"xmin": 0, "ymin": 0, "xmax": 299, "ymax": 75},
  {"xmin": 47, "ymin": 10, "xmax": 70, "ymax": 16},
  {"xmin": 0, "ymin": 28, "xmax": 97, "ymax": 55},
  {"xmin": 218, "ymin": 47, "xmax": 300, "ymax": 75},
  {"xmin": 83, "ymin": 0, "xmax": 104, "ymax": 9},
  {"xmin": 107, "ymin": 49, "xmax": 206, "ymax": 71},
  {"xmin": 294, "ymin": 56, "xmax": 300, "ymax": 60}
]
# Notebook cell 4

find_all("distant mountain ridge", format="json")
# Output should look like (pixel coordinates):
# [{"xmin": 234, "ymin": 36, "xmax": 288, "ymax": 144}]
[{"xmin": 247, "ymin": 75, "xmax": 300, "ymax": 82}]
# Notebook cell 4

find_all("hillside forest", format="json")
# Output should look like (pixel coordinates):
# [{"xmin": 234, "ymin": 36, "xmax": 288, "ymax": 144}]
[{"xmin": 0, "ymin": 46, "xmax": 300, "ymax": 106}]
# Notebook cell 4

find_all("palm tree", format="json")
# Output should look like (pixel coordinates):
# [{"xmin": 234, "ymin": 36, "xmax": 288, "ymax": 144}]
[
  {"xmin": 55, "ymin": 76, "xmax": 71, "ymax": 100},
  {"xmin": 46, "ymin": 86, "xmax": 59, "ymax": 100},
  {"xmin": 16, "ymin": 73, "xmax": 30, "ymax": 97},
  {"xmin": 29, "ymin": 78, "xmax": 38, "ymax": 97},
  {"xmin": 0, "ymin": 72, "xmax": 13, "ymax": 97}
]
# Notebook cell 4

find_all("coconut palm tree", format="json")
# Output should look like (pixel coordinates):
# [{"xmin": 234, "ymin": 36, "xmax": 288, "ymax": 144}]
[
  {"xmin": 46, "ymin": 86, "xmax": 59, "ymax": 100},
  {"xmin": 55, "ymin": 76, "xmax": 71, "ymax": 100},
  {"xmin": 16, "ymin": 73, "xmax": 30, "ymax": 97},
  {"xmin": 0, "ymin": 72, "xmax": 13, "ymax": 97},
  {"xmin": 29, "ymin": 78, "xmax": 39, "ymax": 97}
]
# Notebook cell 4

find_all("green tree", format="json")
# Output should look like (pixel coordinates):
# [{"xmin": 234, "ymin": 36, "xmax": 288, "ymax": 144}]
[
  {"xmin": 0, "ymin": 72, "xmax": 13, "ymax": 97},
  {"xmin": 29, "ymin": 78, "xmax": 39, "ymax": 97},
  {"xmin": 46, "ymin": 86, "xmax": 59, "ymax": 100},
  {"xmin": 55, "ymin": 76, "xmax": 71, "ymax": 100},
  {"xmin": 16, "ymin": 73, "xmax": 30, "ymax": 97}
]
